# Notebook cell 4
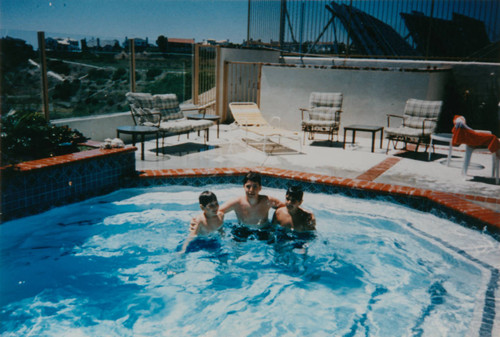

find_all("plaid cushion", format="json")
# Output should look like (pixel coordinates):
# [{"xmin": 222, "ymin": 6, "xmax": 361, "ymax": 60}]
[
  {"xmin": 308, "ymin": 107, "xmax": 341, "ymax": 121},
  {"xmin": 159, "ymin": 119, "xmax": 193, "ymax": 133},
  {"xmin": 125, "ymin": 92, "xmax": 154, "ymax": 109},
  {"xmin": 402, "ymin": 99, "xmax": 442, "ymax": 132},
  {"xmin": 302, "ymin": 120, "xmax": 338, "ymax": 128},
  {"xmin": 130, "ymin": 104, "xmax": 159, "ymax": 126},
  {"xmin": 189, "ymin": 119, "xmax": 214, "ymax": 132},
  {"xmin": 310, "ymin": 92, "xmax": 343, "ymax": 109},
  {"xmin": 153, "ymin": 94, "xmax": 184, "ymax": 121},
  {"xmin": 385, "ymin": 126, "xmax": 430, "ymax": 137}
]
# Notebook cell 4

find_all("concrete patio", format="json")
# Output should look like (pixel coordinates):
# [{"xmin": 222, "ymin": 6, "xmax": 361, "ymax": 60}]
[{"xmin": 128, "ymin": 123, "xmax": 500, "ymax": 213}]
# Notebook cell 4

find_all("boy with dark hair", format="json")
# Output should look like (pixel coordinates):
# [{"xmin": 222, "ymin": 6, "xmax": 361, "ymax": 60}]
[
  {"xmin": 181, "ymin": 191, "xmax": 224, "ymax": 253},
  {"xmin": 272, "ymin": 185, "xmax": 315, "ymax": 232},
  {"xmin": 219, "ymin": 171, "xmax": 284, "ymax": 228},
  {"xmin": 191, "ymin": 191, "xmax": 224, "ymax": 235}
]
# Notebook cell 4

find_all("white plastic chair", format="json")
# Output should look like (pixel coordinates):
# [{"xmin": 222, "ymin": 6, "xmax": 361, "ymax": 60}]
[{"xmin": 462, "ymin": 130, "xmax": 499, "ymax": 184}]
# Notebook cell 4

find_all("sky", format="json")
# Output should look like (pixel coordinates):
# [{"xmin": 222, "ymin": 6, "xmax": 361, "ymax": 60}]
[{"xmin": 0, "ymin": 0, "xmax": 249, "ymax": 47}]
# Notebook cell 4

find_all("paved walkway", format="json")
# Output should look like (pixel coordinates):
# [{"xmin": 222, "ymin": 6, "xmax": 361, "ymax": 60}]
[{"xmin": 131, "ymin": 124, "xmax": 499, "ymax": 212}]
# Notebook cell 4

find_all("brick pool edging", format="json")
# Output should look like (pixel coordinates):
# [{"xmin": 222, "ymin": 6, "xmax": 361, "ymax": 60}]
[{"xmin": 137, "ymin": 167, "xmax": 500, "ymax": 232}]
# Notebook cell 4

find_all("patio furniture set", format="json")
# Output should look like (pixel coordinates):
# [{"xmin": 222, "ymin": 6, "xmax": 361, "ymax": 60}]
[
  {"xmin": 121, "ymin": 92, "xmax": 220, "ymax": 160},
  {"xmin": 120, "ymin": 91, "xmax": 498, "ymax": 183}
]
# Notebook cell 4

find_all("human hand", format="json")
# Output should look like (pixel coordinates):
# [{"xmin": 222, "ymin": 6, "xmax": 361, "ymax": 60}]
[{"xmin": 189, "ymin": 217, "xmax": 200, "ymax": 232}]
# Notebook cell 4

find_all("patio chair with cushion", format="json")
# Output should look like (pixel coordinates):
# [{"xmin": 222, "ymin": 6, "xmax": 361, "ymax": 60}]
[
  {"xmin": 125, "ymin": 92, "xmax": 214, "ymax": 146},
  {"xmin": 300, "ymin": 92, "xmax": 343, "ymax": 145},
  {"xmin": 153, "ymin": 94, "xmax": 213, "ymax": 139},
  {"xmin": 385, "ymin": 98, "xmax": 443, "ymax": 153},
  {"xmin": 229, "ymin": 102, "xmax": 301, "ymax": 154}
]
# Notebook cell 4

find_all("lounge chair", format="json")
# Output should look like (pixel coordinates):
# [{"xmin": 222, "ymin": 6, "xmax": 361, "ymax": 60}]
[
  {"xmin": 229, "ymin": 102, "xmax": 301, "ymax": 154},
  {"xmin": 125, "ymin": 92, "xmax": 214, "ymax": 146},
  {"xmin": 385, "ymin": 98, "xmax": 443, "ymax": 153},
  {"xmin": 300, "ymin": 92, "xmax": 343, "ymax": 144}
]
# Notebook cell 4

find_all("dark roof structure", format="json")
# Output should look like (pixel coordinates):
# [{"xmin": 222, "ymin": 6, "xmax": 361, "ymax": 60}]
[
  {"xmin": 401, "ymin": 11, "xmax": 491, "ymax": 59},
  {"xmin": 326, "ymin": 1, "xmax": 416, "ymax": 57}
]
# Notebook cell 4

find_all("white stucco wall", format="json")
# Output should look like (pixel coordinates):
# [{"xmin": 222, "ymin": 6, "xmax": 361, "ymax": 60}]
[
  {"xmin": 259, "ymin": 65, "xmax": 450, "ymax": 132},
  {"xmin": 52, "ymin": 112, "xmax": 134, "ymax": 142}
]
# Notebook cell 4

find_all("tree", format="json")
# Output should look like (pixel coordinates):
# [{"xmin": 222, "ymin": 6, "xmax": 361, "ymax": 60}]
[{"xmin": 156, "ymin": 35, "xmax": 168, "ymax": 53}]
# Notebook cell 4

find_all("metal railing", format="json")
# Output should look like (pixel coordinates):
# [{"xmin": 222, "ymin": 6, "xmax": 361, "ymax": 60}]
[
  {"xmin": 1, "ymin": 34, "xmax": 193, "ymax": 120},
  {"xmin": 193, "ymin": 44, "xmax": 218, "ymax": 114},
  {"xmin": 247, "ymin": 0, "xmax": 500, "ymax": 61}
]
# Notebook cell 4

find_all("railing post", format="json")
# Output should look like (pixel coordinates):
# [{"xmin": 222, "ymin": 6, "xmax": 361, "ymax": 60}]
[
  {"xmin": 193, "ymin": 43, "xmax": 200, "ymax": 105},
  {"xmin": 37, "ymin": 31, "xmax": 50, "ymax": 121},
  {"xmin": 346, "ymin": 0, "xmax": 352, "ymax": 58},
  {"xmin": 257, "ymin": 63, "xmax": 262, "ymax": 107},
  {"xmin": 279, "ymin": 0, "xmax": 286, "ymax": 51},
  {"xmin": 222, "ymin": 61, "xmax": 229, "ymax": 122},
  {"xmin": 129, "ymin": 38, "xmax": 136, "ymax": 92},
  {"xmin": 425, "ymin": 0, "xmax": 435, "ymax": 60},
  {"xmin": 215, "ymin": 45, "xmax": 222, "ymax": 117},
  {"xmin": 247, "ymin": 0, "xmax": 251, "ymax": 45}
]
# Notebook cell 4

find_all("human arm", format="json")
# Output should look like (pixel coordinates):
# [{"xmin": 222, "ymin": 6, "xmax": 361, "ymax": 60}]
[
  {"xmin": 268, "ymin": 195, "xmax": 285, "ymax": 209},
  {"xmin": 306, "ymin": 212, "xmax": 316, "ymax": 230},
  {"xmin": 219, "ymin": 197, "xmax": 239, "ymax": 215},
  {"xmin": 271, "ymin": 208, "xmax": 279, "ymax": 225},
  {"xmin": 181, "ymin": 216, "xmax": 202, "ymax": 253}
]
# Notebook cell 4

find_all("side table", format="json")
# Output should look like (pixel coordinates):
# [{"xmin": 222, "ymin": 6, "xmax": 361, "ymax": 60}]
[
  {"xmin": 343, "ymin": 125, "xmax": 384, "ymax": 153},
  {"xmin": 116, "ymin": 125, "xmax": 159, "ymax": 160},
  {"xmin": 185, "ymin": 114, "xmax": 221, "ymax": 140}
]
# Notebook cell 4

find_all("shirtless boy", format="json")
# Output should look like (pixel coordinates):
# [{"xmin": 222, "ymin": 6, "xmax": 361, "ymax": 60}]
[
  {"xmin": 220, "ymin": 172, "xmax": 284, "ymax": 228},
  {"xmin": 181, "ymin": 191, "xmax": 224, "ymax": 253},
  {"xmin": 272, "ymin": 186, "xmax": 315, "ymax": 232}
]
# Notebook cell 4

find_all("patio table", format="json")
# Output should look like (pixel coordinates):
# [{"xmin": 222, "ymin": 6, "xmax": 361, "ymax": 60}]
[
  {"xmin": 343, "ymin": 125, "xmax": 384, "ymax": 153},
  {"xmin": 117, "ymin": 125, "xmax": 159, "ymax": 160}
]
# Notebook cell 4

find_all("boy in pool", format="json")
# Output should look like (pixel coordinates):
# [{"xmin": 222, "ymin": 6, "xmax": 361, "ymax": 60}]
[
  {"xmin": 219, "ymin": 171, "xmax": 284, "ymax": 228},
  {"xmin": 272, "ymin": 186, "xmax": 315, "ymax": 232},
  {"xmin": 181, "ymin": 191, "xmax": 224, "ymax": 253}
]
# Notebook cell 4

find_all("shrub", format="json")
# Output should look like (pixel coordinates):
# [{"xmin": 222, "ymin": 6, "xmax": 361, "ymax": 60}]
[
  {"xmin": 112, "ymin": 67, "xmax": 127, "ymax": 80},
  {"xmin": 1, "ymin": 110, "xmax": 88, "ymax": 164},
  {"xmin": 146, "ymin": 68, "xmax": 162, "ymax": 80}
]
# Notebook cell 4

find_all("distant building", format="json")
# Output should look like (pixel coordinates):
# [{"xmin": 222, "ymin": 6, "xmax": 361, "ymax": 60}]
[
  {"xmin": 84, "ymin": 37, "xmax": 120, "ymax": 51},
  {"xmin": 45, "ymin": 37, "xmax": 79, "ymax": 51},
  {"xmin": 244, "ymin": 39, "xmax": 280, "ymax": 49},
  {"xmin": 167, "ymin": 38, "xmax": 195, "ymax": 53},
  {"xmin": 203, "ymin": 39, "xmax": 231, "ymax": 46},
  {"xmin": 123, "ymin": 38, "xmax": 150, "ymax": 51}
]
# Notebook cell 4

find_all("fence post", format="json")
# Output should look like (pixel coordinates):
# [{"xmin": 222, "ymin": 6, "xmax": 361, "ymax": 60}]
[
  {"xmin": 247, "ymin": 0, "xmax": 251, "ymax": 44},
  {"xmin": 279, "ymin": 0, "xmax": 286, "ymax": 51},
  {"xmin": 215, "ymin": 45, "xmax": 222, "ymax": 117},
  {"xmin": 425, "ymin": 0, "xmax": 435, "ymax": 60},
  {"xmin": 37, "ymin": 31, "xmax": 50, "ymax": 121},
  {"xmin": 193, "ymin": 43, "xmax": 200, "ymax": 105},
  {"xmin": 222, "ymin": 61, "xmax": 229, "ymax": 122},
  {"xmin": 257, "ymin": 63, "xmax": 262, "ymax": 107},
  {"xmin": 129, "ymin": 38, "xmax": 136, "ymax": 92}
]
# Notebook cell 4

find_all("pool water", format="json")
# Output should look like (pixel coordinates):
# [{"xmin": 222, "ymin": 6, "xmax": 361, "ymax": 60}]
[{"xmin": 1, "ymin": 184, "xmax": 499, "ymax": 336}]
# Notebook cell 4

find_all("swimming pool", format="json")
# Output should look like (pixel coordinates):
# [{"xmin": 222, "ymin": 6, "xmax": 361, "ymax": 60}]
[{"xmin": 1, "ymin": 184, "xmax": 499, "ymax": 336}]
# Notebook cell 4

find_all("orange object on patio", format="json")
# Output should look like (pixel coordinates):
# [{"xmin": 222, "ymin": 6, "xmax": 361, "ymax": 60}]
[{"xmin": 451, "ymin": 115, "xmax": 499, "ymax": 153}]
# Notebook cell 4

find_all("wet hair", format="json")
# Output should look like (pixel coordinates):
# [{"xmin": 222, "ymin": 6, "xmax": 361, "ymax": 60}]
[
  {"xmin": 242, "ymin": 171, "xmax": 262, "ymax": 186},
  {"xmin": 199, "ymin": 191, "xmax": 218, "ymax": 207},
  {"xmin": 286, "ymin": 185, "xmax": 303, "ymax": 202}
]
